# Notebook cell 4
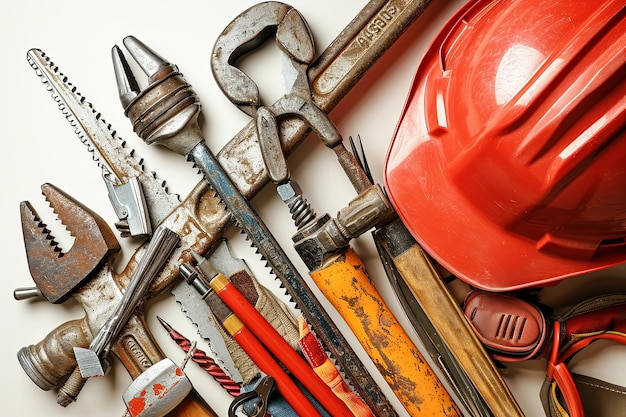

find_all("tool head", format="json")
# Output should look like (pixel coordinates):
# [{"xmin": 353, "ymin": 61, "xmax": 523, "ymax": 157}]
[
  {"xmin": 21, "ymin": 183, "xmax": 120, "ymax": 303},
  {"xmin": 122, "ymin": 358, "xmax": 192, "ymax": 417},
  {"xmin": 73, "ymin": 347, "xmax": 106, "ymax": 378},
  {"xmin": 112, "ymin": 37, "xmax": 203, "ymax": 156},
  {"xmin": 211, "ymin": 1, "xmax": 314, "ymax": 118}
]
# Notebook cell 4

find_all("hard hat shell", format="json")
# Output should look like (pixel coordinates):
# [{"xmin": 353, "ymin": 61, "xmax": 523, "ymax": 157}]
[{"xmin": 384, "ymin": 0, "xmax": 626, "ymax": 291}]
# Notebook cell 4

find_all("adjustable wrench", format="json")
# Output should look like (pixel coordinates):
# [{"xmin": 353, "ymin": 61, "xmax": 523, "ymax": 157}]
[{"xmin": 18, "ymin": 183, "xmax": 216, "ymax": 416}]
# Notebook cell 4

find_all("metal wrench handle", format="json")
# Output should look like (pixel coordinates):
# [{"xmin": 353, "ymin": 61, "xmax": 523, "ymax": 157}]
[
  {"xmin": 57, "ymin": 226, "xmax": 180, "ymax": 406},
  {"xmin": 90, "ymin": 226, "xmax": 181, "ymax": 359}
]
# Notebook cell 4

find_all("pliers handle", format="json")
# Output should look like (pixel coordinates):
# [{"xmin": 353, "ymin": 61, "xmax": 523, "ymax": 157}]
[{"xmin": 228, "ymin": 375, "xmax": 275, "ymax": 417}]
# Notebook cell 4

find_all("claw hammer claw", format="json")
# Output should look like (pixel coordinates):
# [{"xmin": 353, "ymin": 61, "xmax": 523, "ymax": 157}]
[{"xmin": 20, "ymin": 183, "xmax": 120, "ymax": 303}]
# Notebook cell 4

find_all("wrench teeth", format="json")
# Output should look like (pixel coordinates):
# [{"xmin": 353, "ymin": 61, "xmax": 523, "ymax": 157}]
[
  {"xmin": 20, "ymin": 200, "xmax": 64, "ymax": 258},
  {"xmin": 21, "ymin": 183, "xmax": 121, "ymax": 303},
  {"xmin": 40, "ymin": 183, "xmax": 83, "ymax": 244}
]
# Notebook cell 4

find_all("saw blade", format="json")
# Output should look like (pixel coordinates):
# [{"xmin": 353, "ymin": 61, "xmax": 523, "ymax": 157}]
[
  {"xmin": 26, "ymin": 48, "xmax": 180, "ymax": 226},
  {"xmin": 171, "ymin": 281, "xmax": 243, "ymax": 384},
  {"xmin": 171, "ymin": 238, "xmax": 276, "ymax": 386}
]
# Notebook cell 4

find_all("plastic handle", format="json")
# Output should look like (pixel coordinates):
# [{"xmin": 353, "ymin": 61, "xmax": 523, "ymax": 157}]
[{"xmin": 309, "ymin": 247, "xmax": 460, "ymax": 417}]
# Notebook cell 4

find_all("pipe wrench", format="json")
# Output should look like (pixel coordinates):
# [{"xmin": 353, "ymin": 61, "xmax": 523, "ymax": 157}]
[{"xmin": 18, "ymin": 182, "xmax": 216, "ymax": 416}]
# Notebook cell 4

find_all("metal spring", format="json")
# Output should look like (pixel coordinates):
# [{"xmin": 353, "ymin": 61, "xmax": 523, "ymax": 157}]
[{"xmin": 287, "ymin": 195, "xmax": 316, "ymax": 228}]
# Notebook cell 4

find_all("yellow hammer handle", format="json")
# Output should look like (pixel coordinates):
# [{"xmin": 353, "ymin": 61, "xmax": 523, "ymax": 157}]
[{"xmin": 309, "ymin": 247, "xmax": 461, "ymax": 417}]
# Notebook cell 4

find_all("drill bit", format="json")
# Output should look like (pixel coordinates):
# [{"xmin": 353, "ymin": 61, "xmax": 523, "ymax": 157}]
[{"xmin": 157, "ymin": 316, "xmax": 241, "ymax": 397}]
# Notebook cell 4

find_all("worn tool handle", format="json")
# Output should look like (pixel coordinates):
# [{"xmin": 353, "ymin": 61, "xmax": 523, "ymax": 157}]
[
  {"xmin": 165, "ymin": 389, "xmax": 218, "ymax": 417},
  {"xmin": 391, "ymin": 243, "xmax": 525, "ymax": 417},
  {"xmin": 309, "ymin": 247, "xmax": 461, "ymax": 416}
]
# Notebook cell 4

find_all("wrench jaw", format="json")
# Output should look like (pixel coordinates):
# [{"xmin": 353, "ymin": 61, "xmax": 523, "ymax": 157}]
[
  {"xmin": 18, "ymin": 183, "xmax": 120, "ymax": 389},
  {"xmin": 20, "ymin": 184, "xmax": 120, "ymax": 304},
  {"xmin": 210, "ymin": 2, "xmax": 314, "ymax": 118},
  {"xmin": 21, "ymin": 183, "xmax": 120, "ymax": 303}
]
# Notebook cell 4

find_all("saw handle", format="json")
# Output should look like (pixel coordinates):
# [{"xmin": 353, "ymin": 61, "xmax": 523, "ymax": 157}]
[{"xmin": 309, "ymin": 247, "xmax": 461, "ymax": 417}]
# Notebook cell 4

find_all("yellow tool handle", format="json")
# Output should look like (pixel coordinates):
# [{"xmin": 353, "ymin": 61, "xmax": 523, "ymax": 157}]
[
  {"xmin": 393, "ymin": 244, "xmax": 525, "ymax": 417},
  {"xmin": 309, "ymin": 247, "xmax": 461, "ymax": 417}
]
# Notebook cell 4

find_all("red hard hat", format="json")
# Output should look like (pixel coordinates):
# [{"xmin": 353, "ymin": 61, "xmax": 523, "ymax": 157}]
[{"xmin": 385, "ymin": 0, "xmax": 626, "ymax": 291}]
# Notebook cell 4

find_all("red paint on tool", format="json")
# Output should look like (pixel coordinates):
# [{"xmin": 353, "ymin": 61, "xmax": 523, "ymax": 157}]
[
  {"xmin": 153, "ymin": 383, "xmax": 166, "ymax": 396},
  {"xmin": 128, "ymin": 395, "xmax": 147, "ymax": 416}
]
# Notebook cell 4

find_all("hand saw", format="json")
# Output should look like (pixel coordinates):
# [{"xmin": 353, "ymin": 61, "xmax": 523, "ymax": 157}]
[{"xmin": 24, "ymin": 1, "xmax": 432, "ymax": 415}]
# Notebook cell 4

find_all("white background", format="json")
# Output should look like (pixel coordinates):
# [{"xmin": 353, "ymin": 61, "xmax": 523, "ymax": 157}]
[{"xmin": 2, "ymin": 1, "xmax": 625, "ymax": 416}]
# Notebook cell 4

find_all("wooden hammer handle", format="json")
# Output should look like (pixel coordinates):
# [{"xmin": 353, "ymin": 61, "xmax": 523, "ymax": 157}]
[{"xmin": 310, "ymin": 247, "xmax": 461, "ymax": 417}]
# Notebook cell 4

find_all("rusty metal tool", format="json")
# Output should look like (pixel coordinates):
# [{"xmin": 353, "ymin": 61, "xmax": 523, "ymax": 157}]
[
  {"xmin": 20, "ymin": 182, "xmax": 121, "ymax": 304},
  {"xmin": 20, "ymin": 1, "xmax": 436, "ymax": 415},
  {"xmin": 16, "ymin": 180, "xmax": 217, "ymax": 416},
  {"xmin": 17, "ymin": 181, "xmax": 119, "ymax": 381},
  {"xmin": 111, "ymin": 33, "xmax": 396, "ymax": 415},
  {"xmin": 59, "ymin": 226, "xmax": 180, "ymax": 405}
]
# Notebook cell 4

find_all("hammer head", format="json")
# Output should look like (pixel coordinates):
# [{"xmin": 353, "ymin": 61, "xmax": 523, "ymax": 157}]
[
  {"xmin": 122, "ymin": 358, "xmax": 192, "ymax": 417},
  {"xmin": 21, "ymin": 183, "xmax": 120, "ymax": 303}
]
